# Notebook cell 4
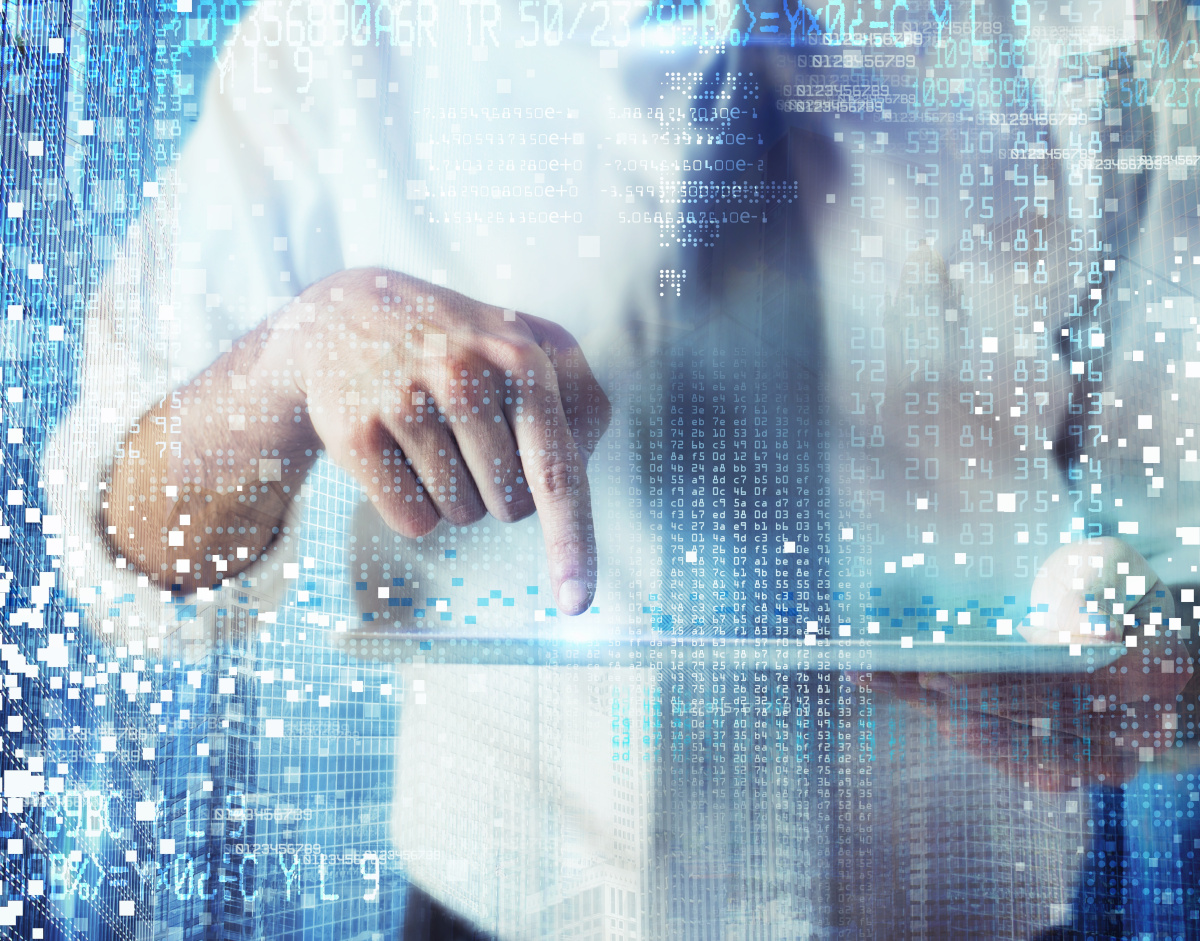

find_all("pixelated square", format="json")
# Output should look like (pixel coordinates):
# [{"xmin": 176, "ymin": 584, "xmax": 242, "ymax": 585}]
[{"xmin": 859, "ymin": 236, "xmax": 883, "ymax": 258}]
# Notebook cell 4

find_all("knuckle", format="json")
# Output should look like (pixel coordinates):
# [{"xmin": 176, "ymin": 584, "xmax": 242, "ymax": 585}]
[
  {"xmin": 342, "ymin": 421, "xmax": 379, "ymax": 457},
  {"xmin": 440, "ymin": 357, "xmax": 473, "ymax": 389},
  {"xmin": 542, "ymin": 322, "xmax": 579, "ymax": 353},
  {"xmin": 536, "ymin": 460, "xmax": 577, "ymax": 498},
  {"xmin": 526, "ymin": 312, "xmax": 580, "ymax": 352},
  {"xmin": 487, "ymin": 336, "xmax": 540, "ymax": 373},
  {"xmin": 388, "ymin": 385, "xmax": 432, "ymax": 426},
  {"xmin": 437, "ymin": 359, "xmax": 479, "ymax": 411},
  {"xmin": 556, "ymin": 324, "xmax": 582, "ymax": 350}
]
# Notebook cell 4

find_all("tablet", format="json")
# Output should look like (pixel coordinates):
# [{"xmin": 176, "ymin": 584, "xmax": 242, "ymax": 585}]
[{"xmin": 339, "ymin": 632, "xmax": 1128, "ymax": 672}]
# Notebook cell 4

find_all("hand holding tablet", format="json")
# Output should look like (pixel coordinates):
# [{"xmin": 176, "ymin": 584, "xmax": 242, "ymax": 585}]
[{"xmin": 866, "ymin": 538, "xmax": 1194, "ymax": 790}]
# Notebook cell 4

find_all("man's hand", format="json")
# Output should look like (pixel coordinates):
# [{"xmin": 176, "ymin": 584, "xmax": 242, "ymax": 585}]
[
  {"xmin": 283, "ymin": 269, "xmax": 610, "ymax": 614},
  {"xmin": 105, "ymin": 268, "xmax": 610, "ymax": 615},
  {"xmin": 859, "ymin": 538, "xmax": 1194, "ymax": 790}
]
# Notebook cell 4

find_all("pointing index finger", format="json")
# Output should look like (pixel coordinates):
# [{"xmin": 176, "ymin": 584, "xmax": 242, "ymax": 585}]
[{"xmin": 503, "ymin": 357, "xmax": 597, "ymax": 616}]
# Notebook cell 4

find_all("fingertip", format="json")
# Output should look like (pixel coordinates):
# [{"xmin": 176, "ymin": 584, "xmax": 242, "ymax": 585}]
[
  {"xmin": 376, "ymin": 500, "xmax": 438, "ymax": 540},
  {"xmin": 558, "ymin": 577, "xmax": 591, "ymax": 616}
]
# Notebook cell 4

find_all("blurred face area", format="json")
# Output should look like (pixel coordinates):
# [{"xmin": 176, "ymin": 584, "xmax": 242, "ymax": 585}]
[{"xmin": 723, "ymin": 1, "xmax": 1200, "ymax": 627}]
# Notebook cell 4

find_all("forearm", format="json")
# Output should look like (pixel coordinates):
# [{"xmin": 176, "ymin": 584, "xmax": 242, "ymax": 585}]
[{"xmin": 102, "ymin": 314, "xmax": 318, "ymax": 594}]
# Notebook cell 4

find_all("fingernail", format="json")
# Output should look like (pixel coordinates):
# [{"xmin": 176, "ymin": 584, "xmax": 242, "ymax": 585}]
[{"xmin": 559, "ymin": 578, "xmax": 591, "ymax": 616}]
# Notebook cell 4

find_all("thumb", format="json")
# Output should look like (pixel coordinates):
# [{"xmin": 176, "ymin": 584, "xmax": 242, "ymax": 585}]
[{"xmin": 1022, "ymin": 536, "xmax": 1173, "ymax": 646}]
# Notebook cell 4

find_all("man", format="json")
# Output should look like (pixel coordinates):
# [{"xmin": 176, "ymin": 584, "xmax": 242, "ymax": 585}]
[{"xmin": 46, "ymin": 0, "xmax": 1200, "ymax": 936}]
